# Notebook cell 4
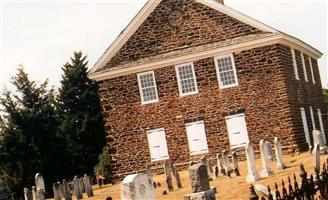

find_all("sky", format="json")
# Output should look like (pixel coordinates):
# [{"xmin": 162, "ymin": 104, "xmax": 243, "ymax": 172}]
[{"xmin": 0, "ymin": 0, "xmax": 327, "ymax": 92}]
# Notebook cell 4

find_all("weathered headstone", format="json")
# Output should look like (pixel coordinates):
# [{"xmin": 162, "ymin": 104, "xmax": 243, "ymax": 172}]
[
  {"xmin": 120, "ymin": 174, "xmax": 156, "ymax": 200},
  {"xmin": 207, "ymin": 158, "xmax": 214, "ymax": 177},
  {"xmin": 24, "ymin": 187, "xmax": 32, "ymax": 200},
  {"xmin": 313, "ymin": 129, "xmax": 325, "ymax": 147},
  {"xmin": 222, "ymin": 150, "xmax": 231, "ymax": 176},
  {"xmin": 165, "ymin": 175, "xmax": 174, "ymax": 192},
  {"xmin": 61, "ymin": 179, "xmax": 72, "ymax": 200},
  {"xmin": 231, "ymin": 151, "xmax": 240, "ymax": 176},
  {"xmin": 35, "ymin": 173, "xmax": 45, "ymax": 200},
  {"xmin": 164, "ymin": 160, "xmax": 172, "ymax": 179},
  {"xmin": 265, "ymin": 141, "xmax": 275, "ymax": 161},
  {"xmin": 175, "ymin": 171, "xmax": 182, "ymax": 189},
  {"xmin": 53, "ymin": 182, "xmax": 62, "ymax": 200},
  {"xmin": 31, "ymin": 186, "xmax": 37, "ymax": 200},
  {"xmin": 313, "ymin": 143, "xmax": 320, "ymax": 173},
  {"xmin": 245, "ymin": 143, "xmax": 260, "ymax": 183},
  {"xmin": 146, "ymin": 165, "xmax": 152, "ymax": 180},
  {"xmin": 73, "ymin": 176, "xmax": 83, "ymax": 200},
  {"xmin": 79, "ymin": 178, "xmax": 85, "ymax": 193},
  {"xmin": 274, "ymin": 136, "xmax": 286, "ymax": 170},
  {"xmin": 0, "ymin": 180, "xmax": 10, "ymax": 200},
  {"xmin": 83, "ymin": 174, "xmax": 94, "ymax": 197},
  {"xmin": 260, "ymin": 139, "xmax": 273, "ymax": 177},
  {"xmin": 216, "ymin": 153, "xmax": 225, "ymax": 176}
]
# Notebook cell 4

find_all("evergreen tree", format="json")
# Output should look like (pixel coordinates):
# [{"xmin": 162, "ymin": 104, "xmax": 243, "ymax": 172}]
[
  {"xmin": 57, "ymin": 52, "xmax": 106, "ymax": 177},
  {"xmin": 0, "ymin": 68, "xmax": 58, "ymax": 195}
]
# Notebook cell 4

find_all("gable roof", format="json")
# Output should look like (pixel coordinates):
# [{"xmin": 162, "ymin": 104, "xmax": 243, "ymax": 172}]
[{"xmin": 89, "ymin": 0, "xmax": 322, "ymax": 80}]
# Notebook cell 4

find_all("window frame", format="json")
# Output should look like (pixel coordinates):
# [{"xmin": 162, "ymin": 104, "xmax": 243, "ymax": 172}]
[
  {"xmin": 301, "ymin": 53, "xmax": 308, "ymax": 82},
  {"xmin": 308, "ymin": 57, "xmax": 316, "ymax": 84},
  {"xmin": 291, "ymin": 48, "xmax": 300, "ymax": 80},
  {"xmin": 175, "ymin": 62, "xmax": 199, "ymax": 97},
  {"xmin": 137, "ymin": 71, "xmax": 159, "ymax": 105},
  {"xmin": 214, "ymin": 53, "xmax": 239, "ymax": 89}
]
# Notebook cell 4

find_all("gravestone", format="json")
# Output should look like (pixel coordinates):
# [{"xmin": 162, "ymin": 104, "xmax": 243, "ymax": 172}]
[
  {"xmin": 146, "ymin": 165, "xmax": 152, "ymax": 180},
  {"xmin": 73, "ymin": 176, "xmax": 83, "ymax": 200},
  {"xmin": 231, "ymin": 151, "xmax": 240, "ymax": 176},
  {"xmin": 61, "ymin": 179, "xmax": 72, "ymax": 200},
  {"xmin": 24, "ymin": 188, "xmax": 32, "ymax": 200},
  {"xmin": 32, "ymin": 186, "xmax": 37, "ymax": 200},
  {"xmin": 222, "ymin": 150, "xmax": 231, "ymax": 176},
  {"xmin": 79, "ymin": 178, "xmax": 85, "ymax": 193},
  {"xmin": 274, "ymin": 136, "xmax": 286, "ymax": 170},
  {"xmin": 35, "ymin": 173, "xmax": 45, "ymax": 200},
  {"xmin": 165, "ymin": 175, "xmax": 174, "ymax": 192},
  {"xmin": 83, "ymin": 174, "xmax": 94, "ymax": 197},
  {"xmin": 313, "ymin": 129, "xmax": 325, "ymax": 147},
  {"xmin": 265, "ymin": 142, "xmax": 275, "ymax": 161},
  {"xmin": 207, "ymin": 158, "xmax": 214, "ymax": 177},
  {"xmin": 245, "ymin": 143, "xmax": 260, "ymax": 183},
  {"xmin": 216, "ymin": 153, "xmax": 225, "ymax": 176},
  {"xmin": 120, "ymin": 174, "xmax": 156, "ymax": 200},
  {"xmin": 164, "ymin": 160, "xmax": 172, "ymax": 180},
  {"xmin": 0, "ymin": 180, "xmax": 10, "ymax": 200},
  {"xmin": 53, "ymin": 182, "xmax": 62, "ymax": 200},
  {"xmin": 260, "ymin": 139, "xmax": 273, "ymax": 177},
  {"xmin": 175, "ymin": 171, "xmax": 182, "ymax": 189},
  {"xmin": 313, "ymin": 144, "xmax": 320, "ymax": 173}
]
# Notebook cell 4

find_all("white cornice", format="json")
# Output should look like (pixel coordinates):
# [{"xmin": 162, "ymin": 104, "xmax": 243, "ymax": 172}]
[{"xmin": 89, "ymin": 33, "xmax": 322, "ymax": 82}]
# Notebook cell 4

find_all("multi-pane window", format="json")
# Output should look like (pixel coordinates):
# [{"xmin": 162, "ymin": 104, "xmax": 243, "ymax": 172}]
[
  {"xmin": 309, "ymin": 57, "xmax": 316, "ymax": 84},
  {"xmin": 215, "ymin": 54, "xmax": 238, "ymax": 89},
  {"xmin": 176, "ymin": 63, "xmax": 198, "ymax": 96},
  {"xmin": 291, "ymin": 48, "xmax": 300, "ymax": 80},
  {"xmin": 137, "ymin": 71, "xmax": 159, "ymax": 104},
  {"xmin": 301, "ymin": 53, "xmax": 308, "ymax": 82}
]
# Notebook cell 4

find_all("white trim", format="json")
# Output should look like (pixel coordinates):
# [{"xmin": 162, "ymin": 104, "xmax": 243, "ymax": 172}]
[
  {"xmin": 310, "ymin": 106, "xmax": 316, "ymax": 130},
  {"xmin": 300, "ymin": 107, "xmax": 311, "ymax": 146},
  {"xmin": 137, "ymin": 71, "xmax": 159, "ymax": 105},
  {"xmin": 185, "ymin": 120, "xmax": 209, "ymax": 156},
  {"xmin": 291, "ymin": 48, "xmax": 300, "ymax": 80},
  {"xmin": 308, "ymin": 57, "xmax": 316, "ymax": 84},
  {"xmin": 89, "ymin": 0, "xmax": 161, "ymax": 74},
  {"xmin": 317, "ymin": 109, "xmax": 326, "ymax": 144},
  {"xmin": 301, "ymin": 53, "xmax": 308, "ymax": 82},
  {"xmin": 89, "ymin": 34, "xmax": 323, "ymax": 81},
  {"xmin": 175, "ymin": 62, "xmax": 199, "ymax": 97},
  {"xmin": 214, "ymin": 54, "xmax": 239, "ymax": 89},
  {"xmin": 197, "ymin": 0, "xmax": 278, "ymax": 33}
]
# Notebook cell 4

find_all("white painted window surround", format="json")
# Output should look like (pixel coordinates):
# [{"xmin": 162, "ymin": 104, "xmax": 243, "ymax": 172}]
[
  {"xmin": 137, "ymin": 71, "xmax": 159, "ymax": 105},
  {"xmin": 317, "ymin": 109, "xmax": 327, "ymax": 144},
  {"xmin": 300, "ymin": 107, "xmax": 311, "ymax": 146},
  {"xmin": 185, "ymin": 121, "xmax": 209, "ymax": 155},
  {"xmin": 146, "ymin": 128, "xmax": 169, "ymax": 162},
  {"xmin": 308, "ymin": 57, "xmax": 316, "ymax": 84},
  {"xmin": 301, "ymin": 53, "xmax": 308, "ymax": 82},
  {"xmin": 310, "ymin": 106, "xmax": 316, "ymax": 130},
  {"xmin": 214, "ymin": 54, "xmax": 239, "ymax": 89},
  {"xmin": 225, "ymin": 113, "xmax": 249, "ymax": 149},
  {"xmin": 175, "ymin": 62, "xmax": 198, "ymax": 96},
  {"xmin": 291, "ymin": 48, "xmax": 300, "ymax": 80}
]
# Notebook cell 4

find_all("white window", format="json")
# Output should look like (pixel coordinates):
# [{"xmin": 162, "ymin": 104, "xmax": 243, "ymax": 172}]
[
  {"xmin": 225, "ymin": 113, "xmax": 249, "ymax": 149},
  {"xmin": 301, "ymin": 53, "xmax": 308, "ymax": 82},
  {"xmin": 310, "ymin": 106, "xmax": 316, "ymax": 130},
  {"xmin": 175, "ymin": 63, "xmax": 198, "ymax": 96},
  {"xmin": 317, "ymin": 109, "xmax": 326, "ymax": 144},
  {"xmin": 291, "ymin": 48, "xmax": 299, "ymax": 80},
  {"xmin": 300, "ymin": 107, "xmax": 311, "ymax": 146},
  {"xmin": 146, "ymin": 128, "xmax": 169, "ymax": 162},
  {"xmin": 214, "ymin": 54, "xmax": 239, "ymax": 89},
  {"xmin": 137, "ymin": 71, "xmax": 159, "ymax": 104},
  {"xmin": 185, "ymin": 121, "xmax": 209, "ymax": 155},
  {"xmin": 308, "ymin": 57, "xmax": 316, "ymax": 84}
]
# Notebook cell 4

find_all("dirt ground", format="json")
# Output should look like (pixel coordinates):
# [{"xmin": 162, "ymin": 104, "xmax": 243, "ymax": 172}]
[{"xmin": 86, "ymin": 153, "xmax": 325, "ymax": 200}]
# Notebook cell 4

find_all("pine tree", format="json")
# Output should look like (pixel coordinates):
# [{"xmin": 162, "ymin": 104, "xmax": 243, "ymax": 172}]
[{"xmin": 57, "ymin": 52, "xmax": 106, "ymax": 177}]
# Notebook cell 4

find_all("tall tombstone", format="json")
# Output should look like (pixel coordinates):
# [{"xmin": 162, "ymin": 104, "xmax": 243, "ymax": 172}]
[
  {"xmin": 274, "ymin": 136, "xmax": 286, "ymax": 170},
  {"xmin": 222, "ymin": 150, "xmax": 231, "ymax": 176},
  {"xmin": 79, "ymin": 178, "xmax": 85, "ymax": 193},
  {"xmin": 165, "ymin": 175, "xmax": 174, "ymax": 192},
  {"xmin": 53, "ymin": 182, "xmax": 62, "ymax": 200},
  {"xmin": 61, "ymin": 179, "xmax": 72, "ymax": 200},
  {"xmin": 164, "ymin": 160, "xmax": 172, "ymax": 179},
  {"xmin": 207, "ymin": 158, "xmax": 214, "ymax": 177},
  {"xmin": 260, "ymin": 139, "xmax": 273, "ymax": 177},
  {"xmin": 31, "ymin": 186, "xmax": 37, "ymax": 200},
  {"xmin": 83, "ymin": 174, "xmax": 94, "ymax": 197},
  {"xmin": 175, "ymin": 171, "xmax": 182, "ymax": 189},
  {"xmin": 146, "ymin": 165, "xmax": 152, "ymax": 180},
  {"xmin": 313, "ymin": 144, "xmax": 321, "ymax": 173},
  {"xmin": 120, "ymin": 174, "xmax": 156, "ymax": 200},
  {"xmin": 245, "ymin": 143, "xmax": 260, "ymax": 183},
  {"xmin": 73, "ymin": 176, "xmax": 83, "ymax": 200},
  {"xmin": 231, "ymin": 151, "xmax": 240, "ymax": 176},
  {"xmin": 35, "ymin": 173, "xmax": 45, "ymax": 200},
  {"xmin": 313, "ymin": 130, "xmax": 325, "ymax": 147},
  {"xmin": 23, "ymin": 188, "xmax": 32, "ymax": 200},
  {"xmin": 216, "ymin": 153, "xmax": 225, "ymax": 176},
  {"xmin": 265, "ymin": 142, "xmax": 274, "ymax": 161}
]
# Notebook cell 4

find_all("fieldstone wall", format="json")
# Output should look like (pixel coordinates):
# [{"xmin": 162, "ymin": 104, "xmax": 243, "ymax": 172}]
[
  {"xmin": 96, "ymin": 44, "xmax": 325, "ymax": 182},
  {"xmin": 101, "ymin": 0, "xmax": 263, "ymax": 71}
]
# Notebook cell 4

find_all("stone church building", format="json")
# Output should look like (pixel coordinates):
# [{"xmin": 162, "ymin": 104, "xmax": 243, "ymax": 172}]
[{"xmin": 89, "ymin": 0, "xmax": 327, "ymax": 181}]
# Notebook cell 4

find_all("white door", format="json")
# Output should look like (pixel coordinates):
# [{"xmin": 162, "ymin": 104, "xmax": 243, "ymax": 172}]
[
  {"xmin": 300, "ymin": 107, "xmax": 311, "ymax": 146},
  {"xmin": 317, "ymin": 109, "xmax": 326, "ymax": 144},
  {"xmin": 185, "ymin": 121, "xmax": 209, "ymax": 155},
  {"xmin": 146, "ymin": 128, "xmax": 169, "ymax": 162},
  {"xmin": 225, "ymin": 113, "xmax": 249, "ymax": 149}
]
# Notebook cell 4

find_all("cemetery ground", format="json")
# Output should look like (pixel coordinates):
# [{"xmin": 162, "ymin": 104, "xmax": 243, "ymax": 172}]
[{"xmin": 82, "ymin": 152, "xmax": 325, "ymax": 200}]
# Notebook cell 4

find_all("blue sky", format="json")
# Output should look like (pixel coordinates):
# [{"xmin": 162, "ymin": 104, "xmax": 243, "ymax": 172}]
[{"xmin": 0, "ymin": 0, "xmax": 327, "ymax": 90}]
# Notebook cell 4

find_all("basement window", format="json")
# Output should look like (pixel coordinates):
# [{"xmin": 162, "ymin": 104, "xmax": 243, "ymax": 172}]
[
  {"xmin": 137, "ymin": 71, "xmax": 159, "ymax": 104},
  {"xmin": 214, "ymin": 54, "xmax": 239, "ymax": 89},
  {"xmin": 175, "ymin": 62, "xmax": 198, "ymax": 96}
]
